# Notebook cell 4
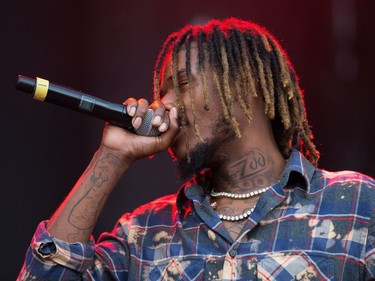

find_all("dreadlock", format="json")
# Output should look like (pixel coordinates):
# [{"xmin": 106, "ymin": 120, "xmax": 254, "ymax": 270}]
[{"xmin": 153, "ymin": 18, "xmax": 319, "ymax": 166}]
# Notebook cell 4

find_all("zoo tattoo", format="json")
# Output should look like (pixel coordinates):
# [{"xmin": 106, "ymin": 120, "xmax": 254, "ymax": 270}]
[{"xmin": 227, "ymin": 148, "xmax": 274, "ymax": 190}]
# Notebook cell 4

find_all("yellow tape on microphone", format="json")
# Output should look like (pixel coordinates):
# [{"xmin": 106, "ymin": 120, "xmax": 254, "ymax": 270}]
[{"xmin": 34, "ymin": 77, "xmax": 49, "ymax": 102}]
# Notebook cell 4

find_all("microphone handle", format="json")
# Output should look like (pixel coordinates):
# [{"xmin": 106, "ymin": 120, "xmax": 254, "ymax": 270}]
[{"xmin": 15, "ymin": 75, "xmax": 159, "ymax": 136}]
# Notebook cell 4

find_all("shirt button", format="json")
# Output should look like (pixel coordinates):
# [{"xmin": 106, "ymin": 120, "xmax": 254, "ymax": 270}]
[{"xmin": 229, "ymin": 249, "xmax": 237, "ymax": 258}]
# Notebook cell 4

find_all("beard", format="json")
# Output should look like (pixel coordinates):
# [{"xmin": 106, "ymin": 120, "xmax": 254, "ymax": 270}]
[{"xmin": 174, "ymin": 117, "xmax": 235, "ymax": 181}]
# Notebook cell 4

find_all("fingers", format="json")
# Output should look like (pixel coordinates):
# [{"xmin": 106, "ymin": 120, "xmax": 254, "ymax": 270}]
[
  {"xmin": 149, "ymin": 106, "xmax": 180, "ymax": 153},
  {"xmin": 167, "ymin": 107, "xmax": 179, "ymax": 135},
  {"xmin": 124, "ymin": 98, "xmax": 176, "ymax": 133},
  {"xmin": 151, "ymin": 100, "xmax": 171, "ymax": 133},
  {"xmin": 124, "ymin": 98, "xmax": 149, "ymax": 130}
]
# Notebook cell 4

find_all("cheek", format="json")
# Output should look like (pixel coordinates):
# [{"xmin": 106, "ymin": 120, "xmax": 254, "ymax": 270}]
[
  {"xmin": 193, "ymin": 111, "xmax": 220, "ymax": 141},
  {"xmin": 181, "ymin": 77, "xmax": 221, "ymax": 128},
  {"xmin": 185, "ymin": 105, "xmax": 220, "ymax": 132}
]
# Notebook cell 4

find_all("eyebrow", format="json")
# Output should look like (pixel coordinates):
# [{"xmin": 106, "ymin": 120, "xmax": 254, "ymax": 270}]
[{"xmin": 166, "ymin": 69, "xmax": 187, "ymax": 82}]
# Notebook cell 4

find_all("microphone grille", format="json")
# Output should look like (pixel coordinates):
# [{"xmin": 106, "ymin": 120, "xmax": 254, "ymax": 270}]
[{"xmin": 134, "ymin": 109, "xmax": 160, "ymax": 136}]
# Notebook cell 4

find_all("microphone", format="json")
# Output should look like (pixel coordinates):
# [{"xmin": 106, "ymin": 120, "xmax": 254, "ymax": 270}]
[{"xmin": 15, "ymin": 75, "xmax": 159, "ymax": 136}]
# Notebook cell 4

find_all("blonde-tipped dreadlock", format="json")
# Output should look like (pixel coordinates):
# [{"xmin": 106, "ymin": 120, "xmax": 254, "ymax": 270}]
[{"xmin": 153, "ymin": 18, "xmax": 320, "ymax": 166}]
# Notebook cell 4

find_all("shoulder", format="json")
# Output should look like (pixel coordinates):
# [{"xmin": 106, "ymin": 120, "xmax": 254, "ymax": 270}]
[
  {"xmin": 305, "ymin": 170, "xmax": 375, "ymax": 220},
  {"xmin": 311, "ymin": 168, "xmax": 375, "ymax": 201},
  {"xmin": 321, "ymin": 169, "xmax": 375, "ymax": 189}
]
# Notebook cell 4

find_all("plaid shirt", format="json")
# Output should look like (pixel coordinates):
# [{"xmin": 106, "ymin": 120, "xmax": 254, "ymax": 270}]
[{"xmin": 18, "ymin": 150, "xmax": 375, "ymax": 280}]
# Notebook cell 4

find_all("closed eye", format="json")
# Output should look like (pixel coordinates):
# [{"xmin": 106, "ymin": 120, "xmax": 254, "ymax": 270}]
[{"xmin": 178, "ymin": 80, "xmax": 189, "ymax": 87}]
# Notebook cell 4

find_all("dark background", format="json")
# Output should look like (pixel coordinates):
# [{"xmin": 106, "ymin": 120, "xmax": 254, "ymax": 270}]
[{"xmin": 1, "ymin": 0, "xmax": 374, "ymax": 279}]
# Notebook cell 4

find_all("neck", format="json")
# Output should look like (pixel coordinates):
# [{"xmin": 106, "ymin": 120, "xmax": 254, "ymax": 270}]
[{"xmin": 210, "ymin": 146, "xmax": 285, "ymax": 193}]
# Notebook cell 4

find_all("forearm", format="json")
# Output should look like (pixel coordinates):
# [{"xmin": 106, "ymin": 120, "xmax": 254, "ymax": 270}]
[
  {"xmin": 18, "ymin": 104, "xmax": 178, "ymax": 279},
  {"xmin": 47, "ymin": 146, "xmax": 129, "ymax": 243}
]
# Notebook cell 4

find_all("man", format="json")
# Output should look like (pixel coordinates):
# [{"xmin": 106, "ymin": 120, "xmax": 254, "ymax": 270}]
[{"xmin": 18, "ymin": 18, "xmax": 375, "ymax": 280}]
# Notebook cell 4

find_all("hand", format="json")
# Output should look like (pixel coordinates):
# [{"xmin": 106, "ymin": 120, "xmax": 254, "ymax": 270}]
[{"xmin": 100, "ymin": 98, "xmax": 179, "ymax": 165}]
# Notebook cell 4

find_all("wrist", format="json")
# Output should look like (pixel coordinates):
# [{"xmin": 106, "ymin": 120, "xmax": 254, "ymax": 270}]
[{"xmin": 97, "ymin": 144, "xmax": 134, "ymax": 171}]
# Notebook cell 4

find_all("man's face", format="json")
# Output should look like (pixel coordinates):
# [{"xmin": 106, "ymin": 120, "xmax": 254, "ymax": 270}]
[{"xmin": 159, "ymin": 44, "xmax": 235, "ymax": 179}]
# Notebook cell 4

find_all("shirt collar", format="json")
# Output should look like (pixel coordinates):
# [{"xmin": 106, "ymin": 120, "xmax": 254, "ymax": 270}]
[
  {"xmin": 176, "ymin": 149, "xmax": 317, "ymax": 216},
  {"xmin": 278, "ymin": 149, "xmax": 316, "ymax": 192},
  {"xmin": 176, "ymin": 175, "xmax": 207, "ymax": 218}
]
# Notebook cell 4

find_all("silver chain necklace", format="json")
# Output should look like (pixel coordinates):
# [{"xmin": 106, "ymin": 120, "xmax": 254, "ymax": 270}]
[
  {"xmin": 211, "ymin": 186, "xmax": 271, "ymax": 221},
  {"xmin": 217, "ymin": 206, "xmax": 255, "ymax": 221},
  {"xmin": 210, "ymin": 186, "xmax": 271, "ymax": 199}
]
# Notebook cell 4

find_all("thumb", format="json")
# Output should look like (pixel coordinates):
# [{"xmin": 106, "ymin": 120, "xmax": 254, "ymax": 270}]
[
  {"xmin": 167, "ymin": 107, "xmax": 179, "ymax": 134},
  {"xmin": 149, "ymin": 107, "xmax": 180, "ymax": 153},
  {"xmin": 158, "ymin": 107, "xmax": 180, "ymax": 146}
]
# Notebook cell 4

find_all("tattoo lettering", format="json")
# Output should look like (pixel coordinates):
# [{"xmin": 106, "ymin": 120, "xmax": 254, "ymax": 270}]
[
  {"xmin": 68, "ymin": 187, "xmax": 109, "ymax": 230},
  {"xmin": 227, "ymin": 148, "xmax": 274, "ymax": 190},
  {"xmin": 68, "ymin": 154, "xmax": 120, "ymax": 231}
]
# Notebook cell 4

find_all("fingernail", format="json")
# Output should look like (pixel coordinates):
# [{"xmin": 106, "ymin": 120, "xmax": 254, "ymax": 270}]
[
  {"xmin": 129, "ymin": 107, "xmax": 136, "ymax": 116},
  {"xmin": 133, "ymin": 117, "xmax": 142, "ymax": 129},
  {"xmin": 153, "ymin": 115, "xmax": 162, "ymax": 125},
  {"xmin": 159, "ymin": 122, "xmax": 168, "ymax": 132},
  {"xmin": 172, "ymin": 107, "xmax": 178, "ymax": 119}
]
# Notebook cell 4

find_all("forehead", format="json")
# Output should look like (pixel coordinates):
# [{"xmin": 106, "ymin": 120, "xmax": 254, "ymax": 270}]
[{"xmin": 160, "ymin": 42, "xmax": 199, "ymax": 79}]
